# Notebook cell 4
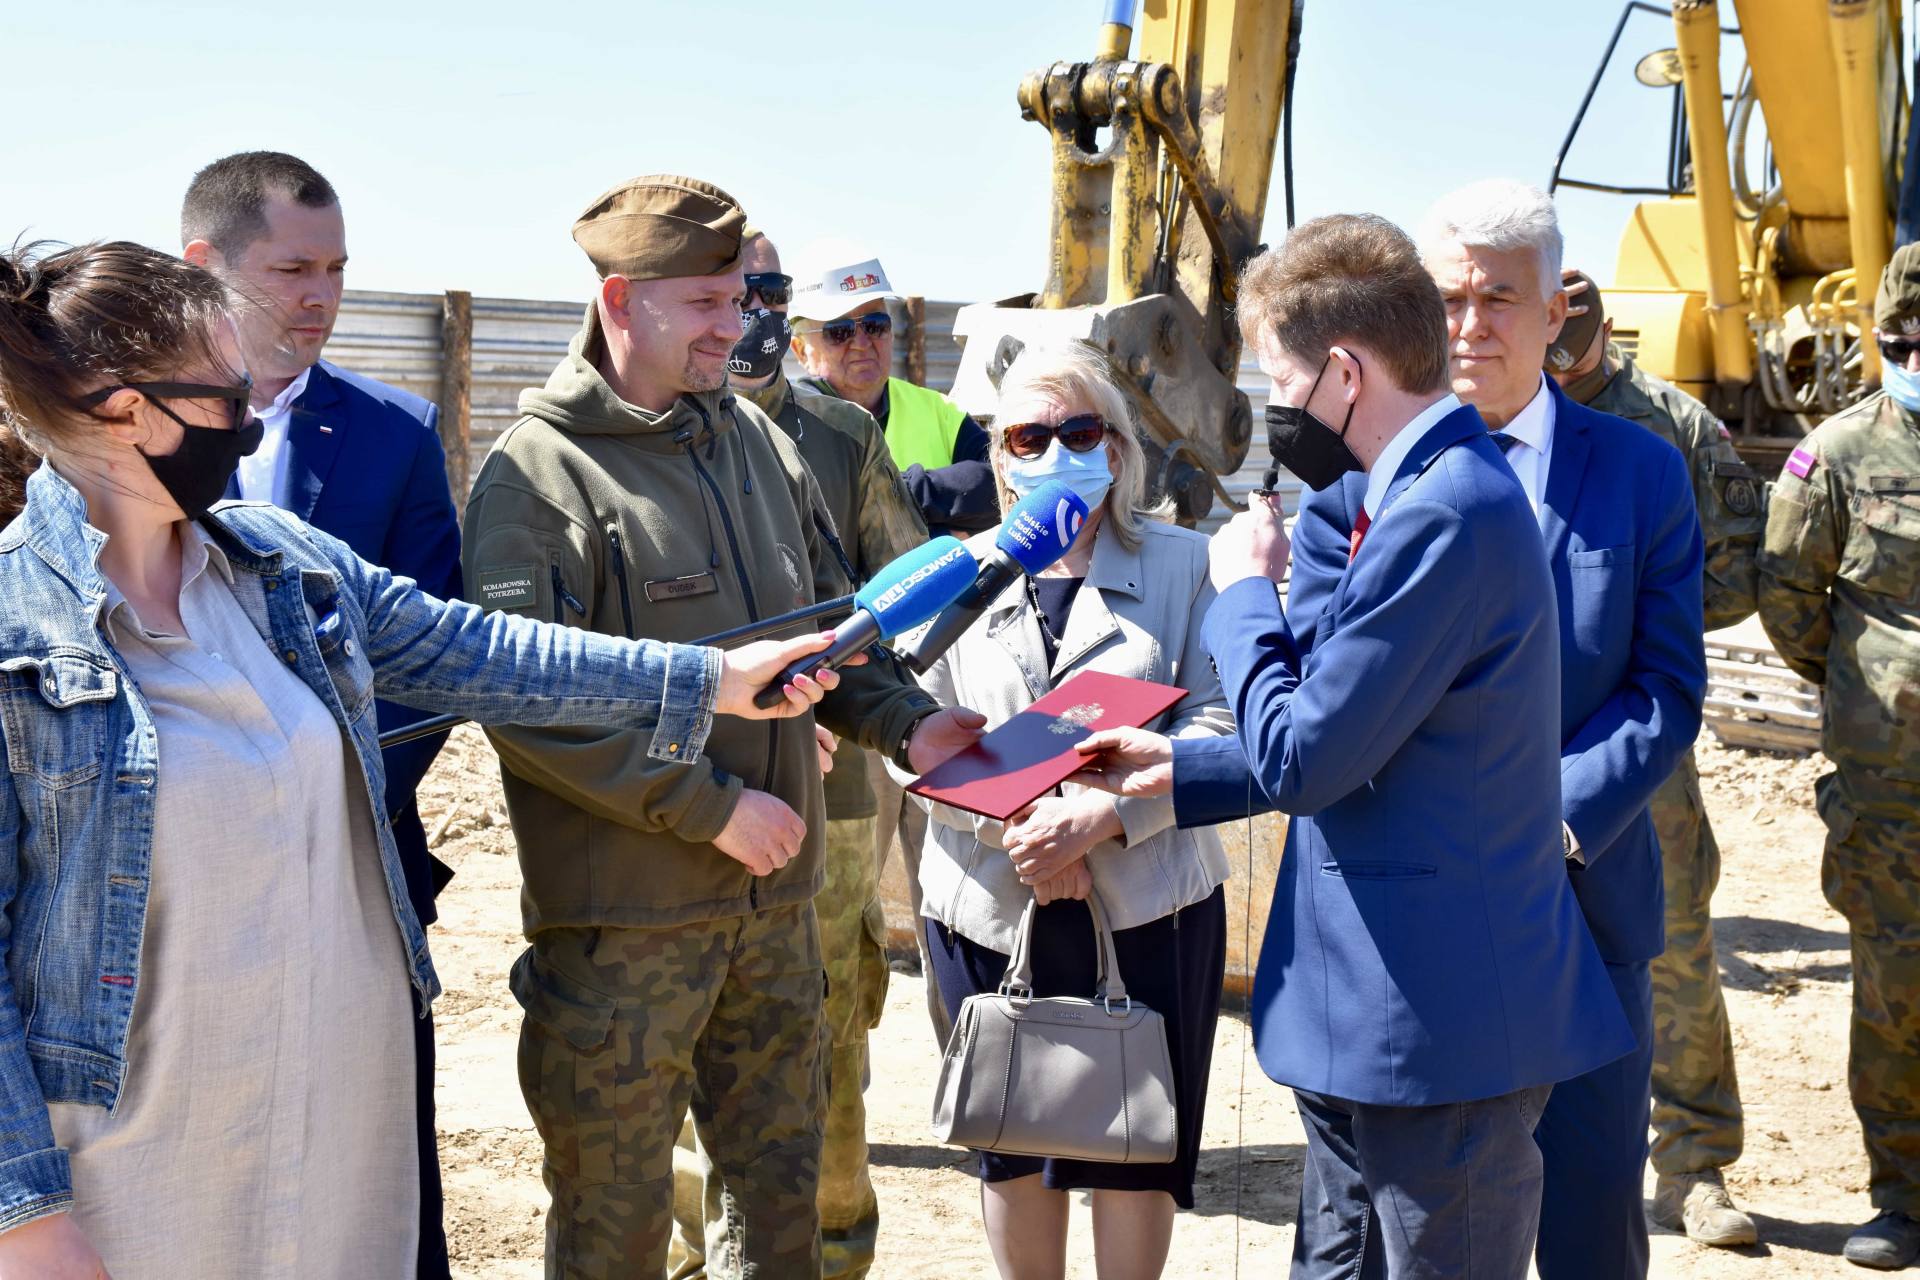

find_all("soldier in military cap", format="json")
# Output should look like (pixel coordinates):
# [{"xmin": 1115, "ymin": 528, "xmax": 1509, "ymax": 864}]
[
  {"xmin": 1548, "ymin": 269, "xmax": 1765, "ymax": 1249},
  {"xmin": 461, "ymin": 175, "xmax": 984, "ymax": 1278},
  {"xmin": 666, "ymin": 227, "xmax": 928, "ymax": 1280},
  {"xmin": 1759, "ymin": 240, "xmax": 1920, "ymax": 1270}
]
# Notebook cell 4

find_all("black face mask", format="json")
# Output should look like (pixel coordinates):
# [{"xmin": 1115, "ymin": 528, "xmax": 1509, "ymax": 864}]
[
  {"xmin": 140, "ymin": 409, "xmax": 264, "ymax": 520},
  {"xmin": 728, "ymin": 308, "xmax": 792, "ymax": 381},
  {"xmin": 1265, "ymin": 352, "xmax": 1364, "ymax": 491}
]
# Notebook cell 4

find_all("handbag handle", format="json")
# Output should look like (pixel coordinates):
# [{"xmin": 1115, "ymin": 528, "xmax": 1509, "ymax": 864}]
[{"xmin": 996, "ymin": 887, "xmax": 1134, "ymax": 1015}]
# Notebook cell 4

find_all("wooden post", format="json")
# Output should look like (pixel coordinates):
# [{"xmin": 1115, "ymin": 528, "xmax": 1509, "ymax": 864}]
[
  {"xmin": 438, "ymin": 290, "xmax": 473, "ymax": 515},
  {"xmin": 905, "ymin": 294, "xmax": 927, "ymax": 387}
]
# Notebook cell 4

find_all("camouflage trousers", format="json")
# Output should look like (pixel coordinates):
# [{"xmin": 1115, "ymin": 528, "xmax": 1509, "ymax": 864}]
[
  {"xmin": 512, "ymin": 903, "xmax": 824, "ymax": 1279},
  {"xmin": 868, "ymin": 752, "xmax": 949, "ymax": 1047},
  {"xmin": 668, "ymin": 820, "xmax": 890, "ymax": 1280},
  {"xmin": 1648, "ymin": 750, "xmax": 1746, "ymax": 1175},
  {"xmin": 1817, "ymin": 769, "xmax": 1920, "ymax": 1217}
]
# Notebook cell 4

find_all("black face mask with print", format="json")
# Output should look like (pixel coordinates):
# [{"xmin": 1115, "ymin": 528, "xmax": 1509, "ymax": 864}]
[{"xmin": 728, "ymin": 308, "xmax": 793, "ymax": 381}]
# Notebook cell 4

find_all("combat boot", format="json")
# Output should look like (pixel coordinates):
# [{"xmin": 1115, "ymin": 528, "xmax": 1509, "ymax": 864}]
[
  {"xmin": 1649, "ymin": 1170, "xmax": 1758, "ymax": 1247},
  {"xmin": 1845, "ymin": 1211, "xmax": 1920, "ymax": 1269}
]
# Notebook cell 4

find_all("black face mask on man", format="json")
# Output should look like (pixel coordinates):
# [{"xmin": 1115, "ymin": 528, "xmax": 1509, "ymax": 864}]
[
  {"xmin": 728, "ymin": 308, "xmax": 792, "ymax": 381},
  {"xmin": 1264, "ymin": 351, "xmax": 1365, "ymax": 491}
]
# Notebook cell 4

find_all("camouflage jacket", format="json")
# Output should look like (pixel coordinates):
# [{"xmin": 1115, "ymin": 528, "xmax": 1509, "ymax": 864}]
[
  {"xmin": 1758, "ymin": 391, "xmax": 1920, "ymax": 810},
  {"xmin": 1583, "ymin": 353, "xmax": 1765, "ymax": 630},
  {"xmin": 741, "ymin": 372, "xmax": 929, "ymax": 818}
]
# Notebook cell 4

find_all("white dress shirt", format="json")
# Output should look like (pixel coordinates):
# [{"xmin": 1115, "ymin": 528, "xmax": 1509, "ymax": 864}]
[
  {"xmin": 236, "ymin": 365, "xmax": 313, "ymax": 506},
  {"xmin": 1491, "ymin": 374, "xmax": 1556, "ymax": 518},
  {"xmin": 1362, "ymin": 393, "xmax": 1463, "ymax": 519}
]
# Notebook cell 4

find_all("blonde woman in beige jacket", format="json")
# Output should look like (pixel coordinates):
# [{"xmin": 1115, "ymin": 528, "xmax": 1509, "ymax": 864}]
[{"xmin": 909, "ymin": 342, "xmax": 1234, "ymax": 1280}]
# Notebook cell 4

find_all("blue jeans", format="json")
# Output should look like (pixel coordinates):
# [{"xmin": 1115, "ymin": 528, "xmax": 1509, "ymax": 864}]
[{"xmin": 1291, "ymin": 1083, "xmax": 1554, "ymax": 1279}]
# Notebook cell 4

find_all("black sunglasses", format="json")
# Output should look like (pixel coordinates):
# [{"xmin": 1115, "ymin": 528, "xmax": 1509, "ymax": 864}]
[
  {"xmin": 811, "ymin": 313, "xmax": 893, "ymax": 346},
  {"xmin": 744, "ymin": 272, "xmax": 792, "ymax": 308},
  {"xmin": 1880, "ymin": 336, "xmax": 1920, "ymax": 366},
  {"xmin": 83, "ymin": 377, "xmax": 256, "ymax": 433},
  {"xmin": 1001, "ymin": 413, "xmax": 1111, "ymax": 460}
]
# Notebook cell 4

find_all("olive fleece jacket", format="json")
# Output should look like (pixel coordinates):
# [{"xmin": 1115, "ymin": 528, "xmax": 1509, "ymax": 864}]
[{"xmin": 463, "ymin": 309, "xmax": 938, "ymax": 931}]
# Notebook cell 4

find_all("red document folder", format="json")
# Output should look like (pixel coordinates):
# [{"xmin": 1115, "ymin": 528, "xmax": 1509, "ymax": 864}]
[{"xmin": 906, "ymin": 670, "xmax": 1186, "ymax": 821}]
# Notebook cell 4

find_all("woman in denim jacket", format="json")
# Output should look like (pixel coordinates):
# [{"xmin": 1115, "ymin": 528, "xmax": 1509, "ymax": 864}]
[
  {"xmin": 910, "ymin": 343, "xmax": 1234, "ymax": 1280},
  {"xmin": 0, "ymin": 241, "xmax": 846, "ymax": 1279}
]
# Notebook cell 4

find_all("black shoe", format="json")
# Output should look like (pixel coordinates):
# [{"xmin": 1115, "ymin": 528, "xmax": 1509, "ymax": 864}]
[{"xmin": 1845, "ymin": 1212, "xmax": 1920, "ymax": 1270}]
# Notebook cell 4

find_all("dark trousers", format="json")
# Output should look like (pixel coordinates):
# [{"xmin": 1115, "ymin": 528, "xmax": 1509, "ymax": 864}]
[
  {"xmin": 1534, "ymin": 960, "xmax": 1655, "ymax": 1280},
  {"xmin": 1291, "ymin": 1083, "xmax": 1553, "ymax": 1280},
  {"xmin": 395, "ymin": 798, "xmax": 451, "ymax": 1280},
  {"xmin": 413, "ymin": 1000, "xmax": 449, "ymax": 1279}
]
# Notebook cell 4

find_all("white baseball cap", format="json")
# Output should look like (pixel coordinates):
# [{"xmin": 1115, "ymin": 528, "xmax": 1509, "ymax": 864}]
[{"xmin": 788, "ymin": 238, "xmax": 904, "ymax": 322}]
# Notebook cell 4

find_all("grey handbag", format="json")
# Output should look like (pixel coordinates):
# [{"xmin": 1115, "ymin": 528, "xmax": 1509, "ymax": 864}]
[{"xmin": 930, "ymin": 890, "xmax": 1178, "ymax": 1163}]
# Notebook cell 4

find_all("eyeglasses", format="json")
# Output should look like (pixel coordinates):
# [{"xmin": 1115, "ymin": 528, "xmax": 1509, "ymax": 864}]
[
  {"xmin": 1879, "ymin": 336, "xmax": 1920, "ymax": 366},
  {"xmin": 744, "ymin": 272, "xmax": 792, "ymax": 308},
  {"xmin": 83, "ymin": 377, "xmax": 256, "ymax": 433},
  {"xmin": 808, "ymin": 313, "xmax": 893, "ymax": 346},
  {"xmin": 1001, "ymin": 413, "xmax": 1112, "ymax": 460}
]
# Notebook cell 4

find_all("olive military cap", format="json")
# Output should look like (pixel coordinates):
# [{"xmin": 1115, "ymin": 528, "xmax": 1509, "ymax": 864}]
[
  {"xmin": 571, "ymin": 175, "xmax": 747, "ymax": 280},
  {"xmin": 1874, "ymin": 242, "xmax": 1920, "ymax": 333},
  {"xmin": 1546, "ymin": 269, "xmax": 1607, "ymax": 373}
]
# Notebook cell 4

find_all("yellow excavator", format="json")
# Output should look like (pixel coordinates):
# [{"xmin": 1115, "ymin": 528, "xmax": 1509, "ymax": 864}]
[
  {"xmin": 955, "ymin": 1, "xmax": 1911, "ymax": 497},
  {"xmin": 1553, "ymin": 0, "xmax": 1909, "ymax": 468},
  {"xmin": 946, "ymin": 0, "xmax": 1301, "ymax": 521}
]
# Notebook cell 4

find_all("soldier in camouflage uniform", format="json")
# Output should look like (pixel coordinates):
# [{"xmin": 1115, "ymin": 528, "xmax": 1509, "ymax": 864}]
[
  {"xmin": 667, "ymin": 229, "xmax": 930, "ymax": 1280},
  {"xmin": 1549, "ymin": 271, "xmax": 1766, "ymax": 1248},
  {"xmin": 465, "ymin": 179, "xmax": 980, "ymax": 1279},
  {"xmin": 1758, "ymin": 243, "xmax": 1920, "ymax": 1271}
]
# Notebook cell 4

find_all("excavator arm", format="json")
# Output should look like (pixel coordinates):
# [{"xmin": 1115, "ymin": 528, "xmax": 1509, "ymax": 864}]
[{"xmin": 949, "ymin": 0, "xmax": 1300, "ymax": 521}]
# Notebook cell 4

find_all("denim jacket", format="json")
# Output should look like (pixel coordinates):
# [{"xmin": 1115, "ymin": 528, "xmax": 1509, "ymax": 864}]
[{"xmin": 0, "ymin": 465, "xmax": 720, "ymax": 1229}]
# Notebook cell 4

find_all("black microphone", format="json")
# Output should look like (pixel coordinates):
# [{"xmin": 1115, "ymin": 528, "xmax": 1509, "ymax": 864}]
[
  {"xmin": 751, "ymin": 536, "xmax": 977, "ymax": 709},
  {"xmin": 894, "ymin": 480, "xmax": 1092, "ymax": 676}
]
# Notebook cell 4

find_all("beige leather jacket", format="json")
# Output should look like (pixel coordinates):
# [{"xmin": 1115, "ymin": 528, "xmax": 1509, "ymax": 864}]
[{"xmin": 909, "ymin": 519, "xmax": 1234, "ymax": 952}]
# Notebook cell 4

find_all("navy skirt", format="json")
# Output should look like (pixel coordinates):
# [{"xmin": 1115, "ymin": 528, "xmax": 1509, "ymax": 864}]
[{"xmin": 924, "ymin": 885, "xmax": 1227, "ymax": 1207}]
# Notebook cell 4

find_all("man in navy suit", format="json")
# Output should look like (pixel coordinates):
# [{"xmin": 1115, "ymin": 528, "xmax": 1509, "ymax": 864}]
[
  {"xmin": 1270, "ymin": 184, "xmax": 1706, "ymax": 1280},
  {"xmin": 1407, "ymin": 180, "xmax": 1707, "ymax": 1280},
  {"xmin": 1074, "ymin": 213, "xmax": 1635, "ymax": 1278},
  {"xmin": 183, "ymin": 151, "xmax": 463, "ymax": 1280}
]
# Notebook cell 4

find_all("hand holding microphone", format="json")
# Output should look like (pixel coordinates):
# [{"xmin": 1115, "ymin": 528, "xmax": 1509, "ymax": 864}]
[{"xmin": 751, "ymin": 536, "xmax": 979, "ymax": 709}]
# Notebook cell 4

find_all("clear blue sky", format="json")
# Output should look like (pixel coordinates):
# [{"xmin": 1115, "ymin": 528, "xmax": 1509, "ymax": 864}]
[{"xmin": 7, "ymin": 1, "xmax": 1753, "ymax": 305}]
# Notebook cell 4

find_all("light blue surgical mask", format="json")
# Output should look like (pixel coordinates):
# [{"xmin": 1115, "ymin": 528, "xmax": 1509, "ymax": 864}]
[
  {"xmin": 1884, "ymin": 358, "xmax": 1920, "ymax": 412},
  {"xmin": 1002, "ymin": 437, "xmax": 1112, "ymax": 509}
]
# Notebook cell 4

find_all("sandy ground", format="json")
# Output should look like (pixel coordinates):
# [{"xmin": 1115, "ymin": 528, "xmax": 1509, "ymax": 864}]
[{"xmin": 416, "ymin": 726, "xmax": 1868, "ymax": 1278}]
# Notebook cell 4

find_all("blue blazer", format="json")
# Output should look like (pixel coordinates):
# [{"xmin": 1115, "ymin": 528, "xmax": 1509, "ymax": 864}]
[
  {"xmin": 1174, "ymin": 403, "xmax": 1634, "ymax": 1106},
  {"xmin": 284, "ymin": 360, "xmax": 464, "ymax": 923},
  {"xmin": 1284, "ymin": 382, "xmax": 1706, "ymax": 963}
]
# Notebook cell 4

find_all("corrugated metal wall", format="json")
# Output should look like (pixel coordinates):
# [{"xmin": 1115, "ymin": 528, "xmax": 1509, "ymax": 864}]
[{"xmin": 329, "ymin": 288, "xmax": 1286, "ymax": 528}]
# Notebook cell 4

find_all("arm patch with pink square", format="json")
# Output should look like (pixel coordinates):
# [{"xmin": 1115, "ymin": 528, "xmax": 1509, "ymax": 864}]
[{"xmin": 1786, "ymin": 445, "xmax": 1818, "ymax": 479}]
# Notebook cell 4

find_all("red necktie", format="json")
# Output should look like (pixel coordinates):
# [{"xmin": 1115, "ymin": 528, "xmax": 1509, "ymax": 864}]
[{"xmin": 1348, "ymin": 508, "xmax": 1372, "ymax": 563}]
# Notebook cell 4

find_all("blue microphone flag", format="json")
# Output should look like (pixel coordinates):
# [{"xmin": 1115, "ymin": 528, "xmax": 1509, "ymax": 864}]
[
  {"xmin": 854, "ymin": 536, "xmax": 977, "ymax": 637},
  {"xmin": 995, "ymin": 481, "xmax": 1090, "ymax": 576}
]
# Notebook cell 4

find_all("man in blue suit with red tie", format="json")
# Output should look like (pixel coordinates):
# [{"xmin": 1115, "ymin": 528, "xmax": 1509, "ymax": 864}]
[
  {"xmin": 183, "ymin": 152, "xmax": 463, "ymax": 1280},
  {"xmin": 1075, "ymin": 213, "xmax": 1635, "ymax": 1278},
  {"xmin": 1260, "ymin": 182, "xmax": 1707, "ymax": 1279}
]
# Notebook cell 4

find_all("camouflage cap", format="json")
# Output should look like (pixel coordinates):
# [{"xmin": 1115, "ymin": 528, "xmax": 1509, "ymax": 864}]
[
  {"xmin": 1545, "ymin": 269, "xmax": 1607, "ymax": 373},
  {"xmin": 1874, "ymin": 242, "xmax": 1920, "ymax": 333},
  {"xmin": 571, "ymin": 175, "xmax": 747, "ymax": 280}
]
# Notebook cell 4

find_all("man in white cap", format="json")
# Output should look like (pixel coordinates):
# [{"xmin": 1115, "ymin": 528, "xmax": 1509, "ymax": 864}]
[
  {"xmin": 788, "ymin": 243, "xmax": 999, "ymax": 1054},
  {"xmin": 789, "ymin": 240, "xmax": 997, "ymax": 540}
]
